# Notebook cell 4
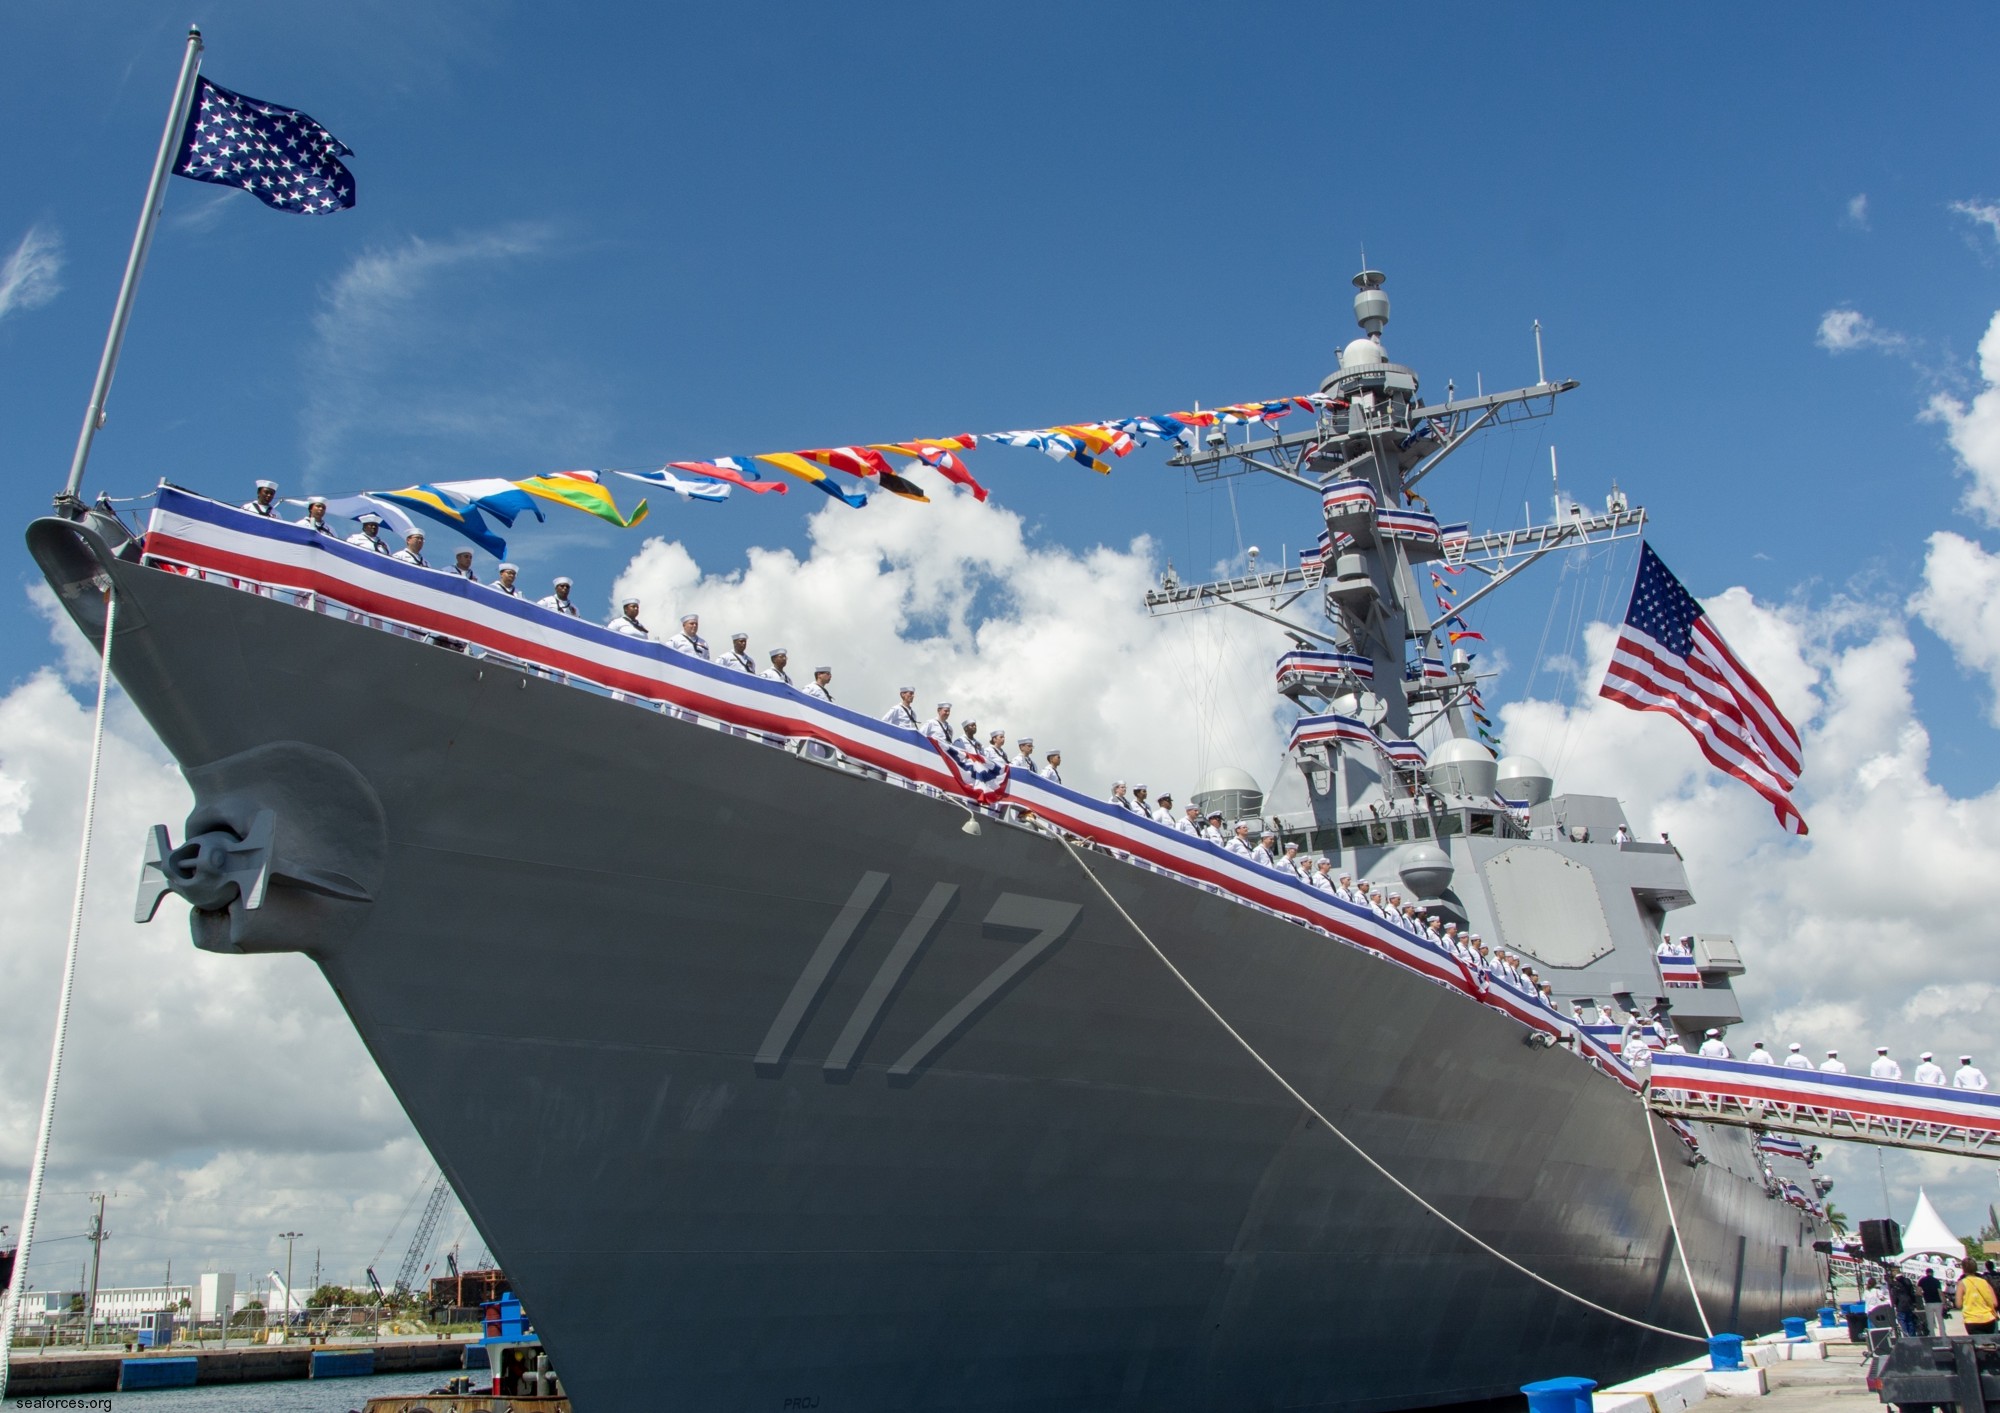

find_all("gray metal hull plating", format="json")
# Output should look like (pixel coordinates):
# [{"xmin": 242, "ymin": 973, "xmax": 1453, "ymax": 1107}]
[{"xmin": 49, "ymin": 540, "xmax": 1822, "ymax": 1413}]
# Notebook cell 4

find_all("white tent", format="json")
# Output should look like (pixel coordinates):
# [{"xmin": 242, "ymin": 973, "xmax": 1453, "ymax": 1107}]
[{"xmin": 1900, "ymin": 1189, "xmax": 1966, "ymax": 1265}]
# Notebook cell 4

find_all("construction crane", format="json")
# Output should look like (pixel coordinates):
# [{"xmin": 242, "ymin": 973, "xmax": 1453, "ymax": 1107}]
[{"xmin": 392, "ymin": 1174, "xmax": 452, "ymax": 1299}]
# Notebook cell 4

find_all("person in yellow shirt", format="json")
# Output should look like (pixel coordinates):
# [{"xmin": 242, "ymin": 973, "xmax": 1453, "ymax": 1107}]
[{"xmin": 1961, "ymin": 1257, "xmax": 1999, "ymax": 1334}]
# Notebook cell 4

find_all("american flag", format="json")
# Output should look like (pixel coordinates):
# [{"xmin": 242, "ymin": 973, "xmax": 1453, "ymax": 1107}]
[
  {"xmin": 1600, "ymin": 544, "xmax": 1806, "ymax": 835},
  {"xmin": 172, "ymin": 77, "xmax": 355, "ymax": 213}
]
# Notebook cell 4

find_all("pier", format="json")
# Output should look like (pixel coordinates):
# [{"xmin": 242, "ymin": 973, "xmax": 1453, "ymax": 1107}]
[{"xmin": 2, "ymin": 1335, "xmax": 473, "ymax": 1397}]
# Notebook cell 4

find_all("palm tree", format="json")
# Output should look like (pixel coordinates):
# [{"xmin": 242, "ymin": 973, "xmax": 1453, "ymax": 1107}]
[{"xmin": 1825, "ymin": 1203, "xmax": 1849, "ymax": 1235}]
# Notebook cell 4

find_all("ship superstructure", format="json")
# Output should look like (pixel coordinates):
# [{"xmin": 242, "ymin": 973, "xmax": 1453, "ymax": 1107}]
[{"xmin": 22, "ymin": 271, "xmax": 1821, "ymax": 1413}]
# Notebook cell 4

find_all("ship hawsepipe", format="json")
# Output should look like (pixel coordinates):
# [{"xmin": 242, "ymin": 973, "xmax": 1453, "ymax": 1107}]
[{"xmin": 29, "ymin": 498, "xmax": 1823, "ymax": 1413}]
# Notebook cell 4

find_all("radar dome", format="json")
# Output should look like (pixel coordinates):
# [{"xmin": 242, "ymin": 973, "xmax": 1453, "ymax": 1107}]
[
  {"xmin": 1425, "ymin": 738, "xmax": 1497, "ymax": 798},
  {"xmin": 1495, "ymin": 754, "xmax": 1554, "ymax": 807},
  {"xmin": 1192, "ymin": 766, "xmax": 1263, "ymax": 824},
  {"xmin": 1341, "ymin": 337, "xmax": 1385, "ymax": 369},
  {"xmin": 1397, "ymin": 843, "xmax": 1454, "ymax": 900}
]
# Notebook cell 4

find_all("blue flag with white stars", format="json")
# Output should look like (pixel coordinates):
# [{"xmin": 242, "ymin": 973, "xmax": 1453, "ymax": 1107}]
[{"xmin": 171, "ymin": 77, "xmax": 356, "ymax": 214}]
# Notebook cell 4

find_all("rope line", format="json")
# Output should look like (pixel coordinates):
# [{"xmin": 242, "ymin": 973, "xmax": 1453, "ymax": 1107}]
[
  {"xmin": 1057, "ymin": 833, "xmax": 1707, "ymax": 1346},
  {"xmin": 0, "ymin": 592, "xmax": 119, "ymax": 1400},
  {"xmin": 1644, "ymin": 1089, "xmax": 1715, "ymax": 1336}
]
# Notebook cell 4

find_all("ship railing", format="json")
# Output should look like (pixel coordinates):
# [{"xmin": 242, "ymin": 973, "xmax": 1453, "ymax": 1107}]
[
  {"xmin": 139, "ymin": 539, "xmax": 1643, "ymax": 1088},
  {"xmin": 1645, "ymin": 1053, "xmax": 2000, "ymax": 1161}
]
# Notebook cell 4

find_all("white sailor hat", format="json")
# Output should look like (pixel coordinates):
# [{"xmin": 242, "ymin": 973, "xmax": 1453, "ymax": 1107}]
[
  {"xmin": 553, "ymin": 575, "xmax": 572, "ymax": 587},
  {"xmin": 453, "ymin": 545, "xmax": 474, "ymax": 557},
  {"xmin": 1113, "ymin": 779, "xmax": 1127, "ymax": 787},
  {"xmin": 1963, "ymin": 1055, "xmax": 1975, "ymax": 1062},
  {"xmin": 1133, "ymin": 783, "xmax": 1148, "ymax": 791},
  {"xmin": 732, "ymin": 630, "xmax": 748, "ymax": 641},
  {"xmin": 255, "ymin": 479, "xmax": 277, "ymax": 491},
  {"xmin": 681, "ymin": 612, "xmax": 699, "ymax": 623},
  {"xmin": 989, "ymin": 728, "xmax": 1005, "ymax": 739},
  {"xmin": 1706, "ymin": 1028, "xmax": 1720, "ymax": 1037},
  {"xmin": 358, "ymin": 512, "xmax": 382, "ymax": 525},
  {"xmin": 405, "ymin": 527, "xmax": 425, "ymax": 538},
  {"xmin": 1260, "ymin": 828, "xmax": 1277, "ymax": 838},
  {"xmin": 1788, "ymin": 1043, "xmax": 1802, "ymax": 1051},
  {"xmin": 307, "ymin": 494, "xmax": 327, "ymax": 506},
  {"xmin": 937, "ymin": 700, "xmax": 952, "ymax": 709},
  {"xmin": 1921, "ymin": 1051, "xmax": 1933, "ymax": 1060},
  {"xmin": 814, "ymin": 665, "xmax": 830, "ymax": 674},
  {"xmin": 1281, "ymin": 839, "xmax": 1299, "ymax": 849},
  {"xmin": 623, "ymin": 595, "xmax": 641, "ymax": 607},
  {"xmin": 769, "ymin": 646, "xmax": 788, "ymax": 656},
  {"xmin": 1208, "ymin": 810, "xmax": 1225, "ymax": 819},
  {"xmin": 1017, "ymin": 736, "xmax": 1032, "ymax": 746},
  {"xmin": 898, "ymin": 685, "xmax": 914, "ymax": 693},
  {"xmin": 1876, "ymin": 1045, "xmax": 1889, "ymax": 1053},
  {"xmin": 498, "ymin": 562, "xmax": 517, "ymax": 573},
  {"xmin": 1826, "ymin": 1048, "xmax": 1839, "ymax": 1056}
]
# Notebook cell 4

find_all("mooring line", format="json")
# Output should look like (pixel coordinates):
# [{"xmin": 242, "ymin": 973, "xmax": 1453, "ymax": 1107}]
[
  {"xmin": 0, "ymin": 592, "xmax": 118, "ymax": 1399},
  {"xmin": 1643, "ymin": 1083, "xmax": 1716, "ymax": 1336},
  {"xmin": 1058, "ymin": 833, "xmax": 1708, "ymax": 1345}
]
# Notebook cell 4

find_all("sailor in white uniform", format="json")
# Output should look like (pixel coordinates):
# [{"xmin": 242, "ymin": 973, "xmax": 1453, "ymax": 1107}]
[
  {"xmin": 761, "ymin": 648, "xmax": 793, "ymax": 685},
  {"xmin": 537, "ymin": 576, "xmax": 579, "ymax": 615},
  {"xmin": 805, "ymin": 667, "xmax": 834, "ymax": 702},
  {"xmin": 493, "ymin": 563, "xmax": 523, "ymax": 597},
  {"xmin": 1014, "ymin": 737, "xmax": 1040, "ymax": 775},
  {"xmin": 1311, "ymin": 858, "xmax": 1336, "ymax": 892},
  {"xmin": 1279, "ymin": 840, "xmax": 1306, "ymax": 877},
  {"xmin": 1953, "ymin": 1055, "xmax": 1988, "ymax": 1090},
  {"xmin": 609, "ymin": 597, "xmax": 650, "ymax": 637},
  {"xmin": 667, "ymin": 615, "xmax": 710, "ymax": 659},
  {"xmin": 1040, "ymin": 749, "xmax": 1063, "ymax": 785},
  {"xmin": 1819, "ymin": 1049, "xmax": 1847, "ymax": 1075},
  {"xmin": 1177, "ymin": 804, "xmax": 1202, "ymax": 835},
  {"xmin": 720, "ymin": 633, "xmax": 755, "ymax": 672},
  {"xmin": 1912, "ymin": 1052, "xmax": 1947, "ymax": 1086},
  {"xmin": 346, "ymin": 512, "xmax": 392, "ymax": 553},
  {"xmin": 882, "ymin": 687, "xmax": 920, "ymax": 727},
  {"xmin": 922, "ymin": 703, "xmax": 953, "ymax": 744},
  {"xmin": 243, "ymin": 479, "xmax": 279, "ymax": 515},
  {"xmin": 448, "ymin": 548, "xmax": 480, "ymax": 582},
  {"xmin": 1782, "ymin": 1042, "xmax": 1814, "ymax": 1070},
  {"xmin": 298, "ymin": 496, "xmax": 332, "ymax": 534},
  {"xmin": 391, "ymin": 530, "xmax": 429, "ymax": 567},
  {"xmin": 1250, "ymin": 831, "xmax": 1278, "ymax": 867},
  {"xmin": 1109, "ymin": 782, "xmax": 1140, "ymax": 813},
  {"xmin": 1868, "ymin": 1047, "xmax": 1902, "ymax": 1081},
  {"xmin": 1152, "ymin": 792, "xmax": 1179, "ymax": 826},
  {"xmin": 1216, "ymin": 822, "xmax": 1247, "ymax": 856},
  {"xmin": 1203, "ymin": 811, "xmax": 1225, "ymax": 842},
  {"xmin": 1697, "ymin": 1029, "xmax": 1731, "ymax": 1059},
  {"xmin": 1745, "ymin": 1041, "xmax": 1775, "ymax": 1065},
  {"xmin": 1129, "ymin": 785, "xmax": 1153, "ymax": 817},
  {"xmin": 987, "ymin": 729, "xmax": 1011, "ymax": 765}
]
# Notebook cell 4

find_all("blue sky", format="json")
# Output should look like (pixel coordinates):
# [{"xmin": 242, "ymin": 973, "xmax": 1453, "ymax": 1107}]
[{"xmin": 7, "ymin": 3, "xmax": 2000, "ymax": 1281}]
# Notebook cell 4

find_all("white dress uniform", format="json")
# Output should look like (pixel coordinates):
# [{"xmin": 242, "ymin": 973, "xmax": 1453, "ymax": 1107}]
[
  {"xmin": 347, "ymin": 529, "xmax": 391, "ymax": 554},
  {"xmin": 1953, "ymin": 1062, "xmax": 1989, "ymax": 1090},
  {"xmin": 1912, "ymin": 1059, "xmax": 1947, "ymax": 1085},
  {"xmin": 1697, "ymin": 1037, "xmax": 1730, "ymax": 1059},
  {"xmin": 1040, "ymin": 761, "xmax": 1062, "ymax": 785},
  {"xmin": 1201, "ymin": 824, "xmax": 1223, "ymax": 843},
  {"xmin": 922, "ymin": 717, "xmax": 952, "ymax": 744},
  {"xmin": 1310, "ymin": 868, "xmax": 1335, "ymax": 893},
  {"xmin": 761, "ymin": 665, "xmax": 793, "ymax": 685},
  {"xmin": 1869, "ymin": 1054, "xmax": 1903, "ymax": 1080},
  {"xmin": 242, "ymin": 499, "xmax": 276, "ymax": 516},
  {"xmin": 1150, "ymin": 805, "xmax": 1176, "ymax": 825},
  {"xmin": 537, "ymin": 594, "xmax": 579, "ymax": 616},
  {"xmin": 1175, "ymin": 813, "xmax": 1200, "ymax": 836},
  {"xmin": 392, "ymin": 548, "xmax": 428, "ymax": 567},
  {"xmin": 1782, "ymin": 1049, "xmax": 1814, "ymax": 1070},
  {"xmin": 883, "ymin": 701, "xmax": 920, "ymax": 728},
  {"xmin": 1015, "ymin": 752, "xmax": 1040, "ymax": 776},
  {"xmin": 299, "ymin": 515, "xmax": 333, "ymax": 535},
  {"xmin": 1745, "ymin": 1045, "xmax": 1775, "ymax": 1065},
  {"xmin": 805, "ymin": 681, "xmax": 834, "ymax": 702},
  {"xmin": 449, "ymin": 564, "xmax": 480, "ymax": 582},
  {"xmin": 666, "ymin": 632, "xmax": 711, "ymax": 659},
  {"xmin": 721, "ymin": 650, "xmax": 755, "ymax": 672},
  {"xmin": 494, "ymin": 581, "xmax": 522, "ymax": 597},
  {"xmin": 1109, "ymin": 793, "xmax": 1140, "ymax": 813},
  {"xmin": 609, "ymin": 615, "xmax": 650, "ymax": 638},
  {"xmin": 1819, "ymin": 1056, "xmax": 1848, "ymax": 1074},
  {"xmin": 1224, "ymin": 835, "xmax": 1252, "ymax": 856}
]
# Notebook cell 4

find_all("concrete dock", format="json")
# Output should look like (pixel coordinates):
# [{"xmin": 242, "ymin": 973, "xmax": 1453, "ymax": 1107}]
[
  {"xmin": 1741, "ymin": 1343, "xmax": 1873, "ymax": 1413},
  {"xmin": 4, "ymin": 1335, "xmax": 475, "ymax": 1397}
]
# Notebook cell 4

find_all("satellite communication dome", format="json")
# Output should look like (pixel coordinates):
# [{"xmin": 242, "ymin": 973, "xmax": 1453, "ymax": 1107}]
[
  {"xmin": 1342, "ymin": 337, "xmax": 1385, "ymax": 369},
  {"xmin": 1397, "ymin": 842, "xmax": 1454, "ymax": 900},
  {"xmin": 1495, "ymin": 754, "xmax": 1554, "ymax": 807},
  {"xmin": 1192, "ymin": 766, "xmax": 1263, "ymax": 824},
  {"xmin": 1425, "ymin": 737, "xmax": 1497, "ymax": 799}
]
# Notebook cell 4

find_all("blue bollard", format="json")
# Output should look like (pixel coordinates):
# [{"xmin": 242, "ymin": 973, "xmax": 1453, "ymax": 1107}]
[
  {"xmin": 1818, "ymin": 1305, "xmax": 1837, "ymax": 1328},
  {"xmin": 1523, "ymin": 1375, "xmax": 1598, "ymax": 1413},
  {"xmin": 1782, "ymin": 1316, "xmax": 1807, "ymax": 1340},
  {"xmin": 1707, "ymin": 1333, "xmax": 1745, "ymax": 1370}
]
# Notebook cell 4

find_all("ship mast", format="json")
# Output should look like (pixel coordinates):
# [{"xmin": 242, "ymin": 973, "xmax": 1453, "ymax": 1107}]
[{"xmin": 1146, "ymin": 270, "xmax": 1644, "ymax": 832}]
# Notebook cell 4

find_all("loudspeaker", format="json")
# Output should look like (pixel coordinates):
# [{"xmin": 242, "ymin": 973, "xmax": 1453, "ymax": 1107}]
[{"xmin": 1859, "ymin": 1218, "xmax": 1903, "ymax": 1260}]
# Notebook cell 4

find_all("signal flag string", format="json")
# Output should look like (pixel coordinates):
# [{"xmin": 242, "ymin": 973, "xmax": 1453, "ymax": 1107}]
[{"xmin": 1055, "ymin": 832, "xmax": 1710, "ymax": 1346}]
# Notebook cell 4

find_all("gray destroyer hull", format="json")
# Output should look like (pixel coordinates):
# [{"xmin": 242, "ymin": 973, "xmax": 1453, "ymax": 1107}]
[{"xmin": 37, "ymin": 524, "xmax": 1821, "ymax": 1412}]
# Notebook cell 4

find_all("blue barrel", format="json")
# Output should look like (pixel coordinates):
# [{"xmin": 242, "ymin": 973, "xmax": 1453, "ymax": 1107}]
[
  {"xmin": 1707, "ymin": 1333, "xmax": 1745, "ymax": 1370},
  {"xmin": 1522, "ymin": 1375, "xmax": 1597, "ymax": 1413},
  {"xmin": 1818, "ymin": 1306, "xmax": 1837, "ymax": 1328},
  {"xmin": 119, "ymin": 1357, "xmax": 198, "ymax": 1391},
  {"xmin": 1783, "ymin": 1316, "xmax": 1807, "ymax": 1339}
]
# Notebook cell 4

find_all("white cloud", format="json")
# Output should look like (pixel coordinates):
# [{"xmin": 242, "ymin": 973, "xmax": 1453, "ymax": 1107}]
[
  {"xmin": 1910, "ymin": 531, "xmax": 2000, "ymax": 722},
  {"xmin": 0, "ymin": 224, "xmax": 63, "ymax": 324},
  {"xmin": 1816, "ymin": 306, "xmax": 1908, "ymax": 355},
  {"xmin": 612, "ymin": 487, "xmax": 1286, "ymax": 796},
  {"xmin": 1845, "ymin": 193, "xmax": 1870, "ymax": 229},
  {"xmin": 1923, "ymin": 309, "xmax": 2000, "ymax": 525},
  {"xmin": 1950, "ymin": 198, "xmax": 2000, "ymax": 246}
]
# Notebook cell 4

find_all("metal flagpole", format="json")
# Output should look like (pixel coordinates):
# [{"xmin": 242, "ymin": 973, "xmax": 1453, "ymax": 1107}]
[{"xmin": 58, "ymin": 25, "xmax": 205, "ymax": 514}]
